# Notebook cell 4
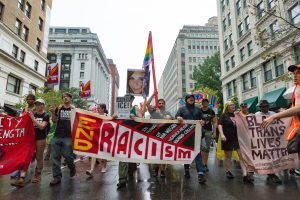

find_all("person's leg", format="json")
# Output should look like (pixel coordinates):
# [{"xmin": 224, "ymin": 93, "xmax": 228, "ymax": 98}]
[
  {"xmin": 86, "ymin": 157, "xmax": 96, "ymax": 177},
  {"xmin": 159, "ymin": 164, "xmax": 167, "ymax": 178},
  {"xmin": 101, "ymin": 159, "xmax": 107, "ymax": 172},
  {"xmin": 44, "ymin": 143, "xmax": 51, "ymax": 160},
  {"xmin": 32, "ymin": 139, "xmax": 46, "ymax": 183},
  {"xmin": 184, "ymin": 164, "xmax": 190, "ymax": 178},
  {"xmin": 61, "ymin": 138, "xmax": 75, "ymax": 177},
  {"xmin": 118, "ymin": 162, "xmax": 128, "ymax": 189},
  {"xmin": 224, "ymin": 151, "xmax": 234, "ymax": 179},
  {"xmin": 50, "ymin": 137, "xmax": 62, "ymax": 185},
  {"xmin": 201, "ymin": 131, "xmax": 212, "ymax": 171},
  {"xmin": 195, "ymin": 152, "xmax": 206, "ymax": 183}
]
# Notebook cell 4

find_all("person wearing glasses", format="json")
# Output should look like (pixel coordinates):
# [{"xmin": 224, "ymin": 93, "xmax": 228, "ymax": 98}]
[{"xmin": 127, "ymin": 71, "xmax": 143, "ymax": 95}]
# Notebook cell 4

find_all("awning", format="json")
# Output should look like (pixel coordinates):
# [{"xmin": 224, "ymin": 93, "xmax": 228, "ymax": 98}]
[
  {"xmin": 243, "ymin": 96, "xmax": 258, "ymax": 113},
  {"xmin": 257, "ymin": 87, "xmax": 288, "ymax": 109},
  {"xmin": 283, "ymin": 86, "xmax": 295, "ymax": 100}
]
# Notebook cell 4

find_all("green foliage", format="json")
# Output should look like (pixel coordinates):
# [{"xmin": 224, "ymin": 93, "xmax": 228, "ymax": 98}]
[
  {"xmin": 229, "ymin": 94, "xmax": 239, "ymax": 111},
  {"xmin": 16, "ymin": 87, "xmax": 86, "ymax": 111},
  {"xmin": 192, "ymin": 52, "xmax": 223, "ymax": 114}
]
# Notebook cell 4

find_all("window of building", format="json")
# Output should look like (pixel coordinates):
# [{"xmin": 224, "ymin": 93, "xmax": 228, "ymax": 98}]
[
  {"xmin": 22, "ymin": 26, "xmax": 29, "ymax": 42},
  {"xmin": 81, "ymin": 29, "xmax": 87, "ymax": 33},
  {"xmin": 62, "ymin": 64, "xmax": 70, "ymax": 71},
  {"xmin": 6, "ymin": 75, "xmax": 21, "ymax": 94},
  {"xmin": 25, "ymin": 2, "xmax": 32, "ymax": 18},
  {"xmin": 12, "ymin": 45, "xmax": 18, "ymax": 58},
  {"xmin": 38, "ymin": 17, "xmax": 43, "ymax": 31},
  {"xmin": 243, "ymin": 0, "xmax": 247, "ymax": 8},
  {"xmin": 29, "ymin": 84, "xmax": 37, "ymax": 93},
  {"xmin": 257, "ymin": 1, "xmax": 265, "ymax": 19},
  {"xmin": 226, "ymin": 0, "xmax": 229, "ymax": 5},
  {"xmin": 20, "ymin": 50, "xmax": 25, "ymax": 63},
  {"xmin": 81, "ymin": 40, "xmax": 87, "ymax": 42},
  {"xmin": 41, "ymin": 0, "xmax": 45, "ymax": 11},
  {"xmin": 238, "ymin": 22, "xmax": 244, "ymax": 37},
  {"xmin": 55, "ymin": 28, "xmax": 66, "ymax": 33},
  {"xmin": 227, "ymin": 12, "xmax": 231, "ymax": 26},
  {"xmin": 270, "ymin": 20, "xmax": 279, "ymax": 37},
  {"xmin": 267, "ymin": 0, "xmax": 275, "ymax": 10},
  {"xmin": 18, "ymin": 0, "xmax": 24, "ymax": 10},
  {"xmin": 224, "ymin": 39, "xmax": 228, "ymax": 51},
  {"xmin": 294, "ymin": 43, "xmax": 300, "ymax": 63},
  {"xmin": 189, "ymin": 74, "xmax": 193, "ymax": 79},
  {"xmin": 223, "ymin": 19, "xmax": 227, "ymax": 31},
  {"xmin": 68, "ymin": 29, "xmax": 80, "ymax": 34},
  {"xmin": 231, "ymin": 56, "xmax": 235, "ymax": 68},
  {"xmin": 250, "ymin": 69, "xmax": 256, "ymax": 87},
  {"xmin": 236, "ymin": 0, "xmax": 241, "ymax": 15},
  {"xmin": 229, "ymin": 34, "xmax": 233, "ymax": 47},
  {"xmin": 64, "ymin": 40, "xmax": 71, "ymax": 42},
  {"xmin": 190, "ymin": 83, "xmax": 193, "ymax": 88},
  {"xmin": 193, "ymin": 57, "xmax": 196, "ymax": 62},
  {"xmin": 36, "ymin": 38, "xmax": 41, "ymax": 52},
  {"xmin": 227, "ymin": 82, "xmax": 232, "ymax": 97},
  {"xmin": 240, "ymin": 47, "xmax": 245, "ymax": 62},
  {"xmin": 15, "ymin": 18, "xmax": 22, "ymax": 36},
  {"xmin": 61, "ymin": 72, "xmax": 70, "ymax": 80},
  {"xmin": 247, "ymin": 41, "xmax": 253, "ymax": 56},
  {"xmin": 233, "ymin": 80, "xmax": 237, "ymax": 94},
  {"xmin": 263, "ymin": 61, "xmax": 272, "ymax": 82},
  {"xmin": 81, "ymin": 62, "xmax": 85, "ymax": 70},
  {"xmin": 289, "ymin": 2, "xmax": 300, "ymax": 25},
  {"xmin": 275, "ymin": 57, "xmax": 284, "ymax": 77},
  {"xmin": 0, "ymin": 2, "xmax": 4, "ymax": 20},
  {"xmin": 189, "ymin": 65, "xmax": 193, "ymax": 71},
  {"xmin": 242, "ymin": 73, "xmax": 249, "ymax": 90},
  {"xmin": 189, "ymin": 57, "xmax": 192, "ymax": 62},
  {"xmin": 34, "ymin": 60, "xmax": 39, "ymax": 71},
  {"xmin": 225, "ymin": 60, "xmax": 230, "ymax": 71},
  {"xmin": 245, "ymin": 16, "xmax": 250, "ymax": 31},
  {"xmin": 80, "ymin": 72, "xmax": 84, "ymax": 78}
]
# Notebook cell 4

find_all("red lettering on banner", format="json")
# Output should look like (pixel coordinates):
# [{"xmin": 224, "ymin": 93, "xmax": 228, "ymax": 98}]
[
  {"xmin": 134, "ymin": 138, "xmax": 144, "ymax": 156},
  {"xmin": 116, "ymin": 131, "xmax": 129, "ymax": 155},
  {"xmin": 99, "ymin": 123, "xmax": 114, "ymax": 153},
  {"xmin": 151, "ymin": 141, "xmax": 157, "ymax": 157},
  {"xmin": 165, "ymin": 146, "xmax": 173, "ymax": 158},
  {"xmin": 177, "ymin": 148, "xmax": 191, "ymax": 159}
]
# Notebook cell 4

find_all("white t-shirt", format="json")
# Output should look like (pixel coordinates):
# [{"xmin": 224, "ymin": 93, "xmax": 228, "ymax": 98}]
[{"xmin": 255, "ymin": 111, "xmax": 275, "ymax": 116}]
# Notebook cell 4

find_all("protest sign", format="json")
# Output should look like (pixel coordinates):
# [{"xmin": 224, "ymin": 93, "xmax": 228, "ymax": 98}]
[
  {"xmin": 71, "ymin": 109, "xmax": 201, "ymax": 164},
  {"xmin": 0, "ymin": 114, "xmax": 35, "ymax": 176},
  {"xmin": 116, "ymin": 97, "xmax": 131, "ymax": 119},
  {"xmin": 235, "ymin": 113, "xmax": 296, "ymax": 174}
]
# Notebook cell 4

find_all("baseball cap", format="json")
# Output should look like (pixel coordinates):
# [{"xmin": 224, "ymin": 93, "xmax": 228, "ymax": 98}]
[
  {"xmin": 259, "ymin": 100, "xmax": 269, "ymax": 107},
  {"xmin": 288, "ymin": 64, "xmax": 300, "ymax": 72},
  {"xmin": 240, "ymin": 103, "xmax": 247, "ymax": 107},
  {"xmin": 34, "ymin": 98, "xmax": 45, "ymax": 105}
]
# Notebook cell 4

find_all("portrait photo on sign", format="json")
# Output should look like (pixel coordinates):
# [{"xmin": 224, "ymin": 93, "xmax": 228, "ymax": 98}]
[{"xmin": 126, "ymin": 69, "xmax": 145, "ymax": 96}]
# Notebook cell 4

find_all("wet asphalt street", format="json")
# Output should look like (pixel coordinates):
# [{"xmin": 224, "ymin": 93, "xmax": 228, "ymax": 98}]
[{"xmin": 0, "ymin": 148, "xmax": 299, "ymax": 200}]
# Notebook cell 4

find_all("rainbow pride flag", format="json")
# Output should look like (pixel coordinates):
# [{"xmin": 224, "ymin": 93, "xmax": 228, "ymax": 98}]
[{"xmin": 142, "ymin": 32, "xmax": 153, "ymax": 97}]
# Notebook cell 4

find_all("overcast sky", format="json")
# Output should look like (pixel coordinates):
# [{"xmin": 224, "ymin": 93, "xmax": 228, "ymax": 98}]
[{"xmin": 50, "ymin": 0, "xmax": 218, "ymax": 100}]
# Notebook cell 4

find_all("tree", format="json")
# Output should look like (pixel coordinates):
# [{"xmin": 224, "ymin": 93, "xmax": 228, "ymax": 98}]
[
  {"xmin": 192, "ymin": 52, "xmax": 223, "ymax": 114},
  {"xmin": 16, "ymin": 87, "xmax": 86, "ymax": 111}
]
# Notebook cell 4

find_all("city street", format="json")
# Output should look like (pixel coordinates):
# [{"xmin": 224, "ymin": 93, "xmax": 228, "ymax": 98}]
[{"xmin": 0, "ymin": 149, "xmax": 299, "ymax": 200}]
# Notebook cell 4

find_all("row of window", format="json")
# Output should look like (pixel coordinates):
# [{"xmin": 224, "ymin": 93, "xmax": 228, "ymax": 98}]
[
  {"xmin": 239, "ymin": 41, "xmax": 253, "ymax": 62},
  {"xmin": 12, "ymin": 44, "xmax": 39, "ymax": 71},
  {"xmin": 18, "ymin": 0, "xmax": 45, "ymax": 12},
  {"xmin": 187, "ymin": 45, "xmax": 218, "ymax": 54},
  {"xmin": 188, "ymin": 57, "xmax": 206, "ymax": 63},
  {"xmin": 50, "ymin": 28, "xmax": 88, "ymax": 34},
  {"xmin": 6, "ymin": 74, "xmax": 37, "ymax": 95},
  {"xmin": 225, "ymin": 56, "xmax": 235, "ymax": 72}
]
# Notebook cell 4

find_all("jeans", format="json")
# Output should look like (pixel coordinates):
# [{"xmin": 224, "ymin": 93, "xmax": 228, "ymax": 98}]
[
  {"xmin": 184, "ymin": 152, "xmax": 204, "ymax": 175},
  {"xmin": 51, "ymin": 137, "xmax": 75, "ymax": 178}
]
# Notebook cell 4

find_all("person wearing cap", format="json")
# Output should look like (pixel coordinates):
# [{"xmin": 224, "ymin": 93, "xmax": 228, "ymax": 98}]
[
  {"xmin": 239, "ymin": 103, "xmax": 249, "ymax": 117},
  {"xmin": 11, "ymin": 98, "xmax": 50, "ymax": 187},
  {"xmin": 262, "ymin": 64, "xmax": 300, "ymax": 177},
  {"xmin": 255, "ymin": 100, "xmax": 282, "ymax": 184},
  {"xmin": 175, "ymin": 94, "xmax": 206, "ymax": 184},
  {"xmin": 200, "ymin": 98, "xmax": 217, "ymax": 173}
]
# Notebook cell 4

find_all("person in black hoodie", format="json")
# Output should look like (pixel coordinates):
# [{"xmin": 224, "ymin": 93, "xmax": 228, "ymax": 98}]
[{"xmin": 175, "ymin": 94, "xmax": 206, "ymax": 184}]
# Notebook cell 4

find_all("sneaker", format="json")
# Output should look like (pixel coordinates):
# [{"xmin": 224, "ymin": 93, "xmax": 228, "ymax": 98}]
[
  {"xmin": 117, "ymin": 182, "xmax": 126, "ymax": 190},
  {"xmin": 289, "ymin": 169, "xmax": 300, "ymax": 177},
  {"xmin": 160, "ymin": 170, "xmax": 166, "ymax": 178},
  {"xmin": 11, "ymin": 177, "xmax": 25, "ymax": 187},
  {"xmin": 226, "ymin": 171, "xmax": 234, "ymax": 179},
  {"xmin": 31, "ymin": 174, "xmax": 41, "ymax": 183},
  {"xmin": 184, "ymin": 170, "xmax": 190, "ymax": 178},
  {"xmin": 86, "ymin": 170, "xmax": 93, "ymax": 177},
  {"xmin": 101, "ymin": 167, "xmax": 107, "ymax": 173},
  {"xmin": 243, "ymin": 175, "xmax": 253, "ymax": 184},
  {"xmin": 44, "ymin": 155, "xmax": 50, "ymax": 161},
  {"xmin": 70, "ymin": 167, "xmax": 76, "ymax": 177},
  {"xmin": 248, "ymin": 172, "xmax": 254, "ymax": 182},
  {"xmin": 203, "ymin": 165, "xmax": 209, "ymax": 172},
  {"xmin": 198, "ymin": 174, "xmax": 206, "ymax": 184},
  {"xmin": 267, "ymin": 174, "xmax": 282, "ymax": 184},
  {"xmin": 49, "ymin": 177, "xmax": 61, "ymax": 186}
]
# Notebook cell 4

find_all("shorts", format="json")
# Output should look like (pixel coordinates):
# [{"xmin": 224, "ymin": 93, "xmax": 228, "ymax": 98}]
[{"xmin": 201, "ymin": 131, "xmax": 213, "ymax": 153}]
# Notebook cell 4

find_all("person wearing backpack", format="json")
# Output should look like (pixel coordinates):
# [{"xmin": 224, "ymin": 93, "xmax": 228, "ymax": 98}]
[
  {"xmin": 175, "ymin": 94, "xmax": 206, "ymax": 184},
  {"xmin": 49, "ymin": 92, "xmax": 76, "ymax": 186}
]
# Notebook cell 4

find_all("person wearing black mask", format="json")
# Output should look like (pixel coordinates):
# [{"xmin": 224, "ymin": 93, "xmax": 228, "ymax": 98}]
[{"xmin": 175, "ymin": 94, "xmax": 206, "ymax": 184}]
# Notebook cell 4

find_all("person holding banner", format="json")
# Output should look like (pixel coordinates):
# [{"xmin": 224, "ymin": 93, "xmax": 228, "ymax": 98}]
[
  {"xmin": 49, "ymin": 92, "xmax": 76, "ymax": 186},
  {"xmin": 147, "ymin": 94, "xmax": 173, "ymax": 178},
  {"xmin": 255, "ymin": 100, "xmax": 282, "ymax": 184},
  {"xmin": 218, "ymin": 101, "xmax": 250, "ymax": 183},
  {"xmin": 175, "ymin": 94, "xmax": 206, "ymax": 184},
  {"xmin": 86, "ymin": 103, "xmax": 109, "ymax": 177},
  {"xmin": 262, "ymin": 64, "xmax": 300, "ymax": 177}
]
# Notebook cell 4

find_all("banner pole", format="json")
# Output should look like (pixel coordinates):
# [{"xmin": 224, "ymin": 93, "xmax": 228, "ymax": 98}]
[{"xmin": 149, "ymin": 32, "xmax": 159, "ymax": 109}]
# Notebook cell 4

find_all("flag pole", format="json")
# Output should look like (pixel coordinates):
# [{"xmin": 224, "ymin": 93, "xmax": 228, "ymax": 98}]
[{"xmin": 149, "ymin": 32, "xmax": 159, "ymax": 109}]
